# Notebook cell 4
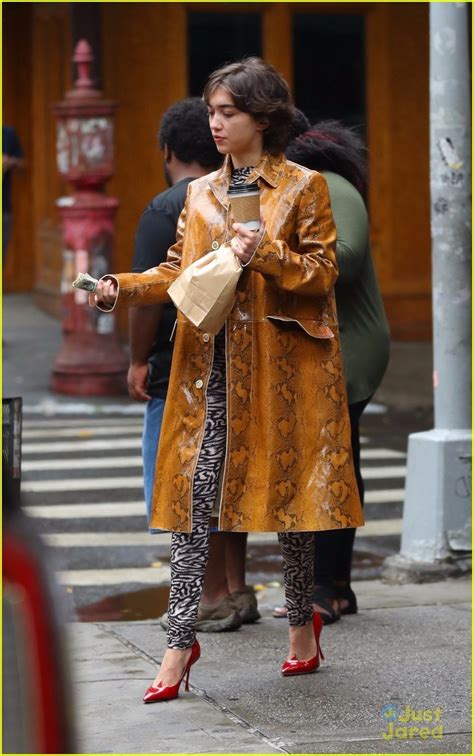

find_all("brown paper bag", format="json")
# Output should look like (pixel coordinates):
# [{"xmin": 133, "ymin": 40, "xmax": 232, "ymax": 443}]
[{"xmin": 167, "ymin": 244, "xmax": 242, "ymax": 335}]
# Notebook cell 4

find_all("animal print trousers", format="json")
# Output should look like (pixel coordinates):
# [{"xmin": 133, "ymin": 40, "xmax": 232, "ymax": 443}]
[{"xmin": 167, "ymin": 332, "xmax": 314, "ymax": 649}]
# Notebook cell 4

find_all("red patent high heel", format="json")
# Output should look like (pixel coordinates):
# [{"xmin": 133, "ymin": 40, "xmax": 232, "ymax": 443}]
[
  {"xmin": 143, "ymin": 640, "xmax": 201, "ymax": 703},
  {"xmin": 281, "ymin": 611, "xmax": 325, "ymax": 676}
]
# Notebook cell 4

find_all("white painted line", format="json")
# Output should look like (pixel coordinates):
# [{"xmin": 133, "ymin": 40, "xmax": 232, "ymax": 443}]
[
  {"xmin": 23, "ymin": 426, "xmax": 142, "ymax": 439},
  {"xmin": 356, "ymin": 518, "xmax": 402, "ymax": 537},
  {"xmin": 22, "ymin": 456, "xmax": 143, "ymax": 472},
  {"xmin": 21, "ymin": 477, "xmax": 143, "ymax": 493},
  {"xmin": 23, "ymin": 502, "xmax": 145, "ymax": 519},
  {"xmin": 44, "ymin": 522, "xmax": 402, "ymax": 552},
  {"xmin": 21, "ymin": 476, "xmax": 405, "ymax": 495},
  {"xmin": 361, "ymin": 466, "xmax": 407, "ymax": 479},
  {"xmin": 364, "ymin": 402, "xmax": 387, "ymax": 414},
  {"xmin": 24, "ymin": 418, "xmax": 144, "ymax": 429},
  {"xmin": 43, "ymin": 532, "xmax": 165, "ymax": 547},
  {"xmin": 360, "ymin": 449, "xmax": 406, "ymax": 460},
  {"xmin": 22, "ymin": 443, "xmax": 405, "ymax": 463},
  {"xmin": 44, "ymin": 521, "xmax": 403, "ymax": 547},
  {"xmin": 23, "ymin": 438, "xmax": 142, "ymax": 454},
  {"xmin": 57, "ymin": 566, "xmax": 170, "ymax": 586},
  {"xmin": 365, "ymin": 489, "xmax": 404, "ymax": 503},
  {"xmin": 24, "ymin": 400, "xmax": 145, "ymax": 416}
]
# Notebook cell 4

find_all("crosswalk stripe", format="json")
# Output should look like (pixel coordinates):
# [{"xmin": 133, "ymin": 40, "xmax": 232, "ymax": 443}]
[
  {"xmin": 23, "ymin": 438, "xmax": 142, "ymax": 454},
  {"xmin": 362, "ymin": 466, "xmax": 406, "ymax": 479},
  {"xmin": 24, "ymin": 401, "xmax": 145, "ymax": 416},
  {"xmin": 356, "ymin": 518, "xmax": 402, "ymax": 537},
  {"xmin": 21, "ymin": 469, "xmax": 406, "ymax": 493},
  {"xmin": 22, "ymin": 456, "xmax": 144, "ymax": 472},
  {"xmin": 365, "ymin": 489, "xmax": 404, "ymax": 503},
  {"xmin": 22, "ymin": 439, "xmax": 405, "ymax": 459},
  {"xmin": 23, "ymin": 491, "xmax": 404, "ymax": 521},
  {"xmin": 21, "ymin": 477, "xmax": 143, "ymax": 493},
  {"xmin": 57, "ymin": 566, "xmax": 170, "ymax": 586},
  {"xmin": 45, "ymin": 532, "xmax": 163, "ymax": 546},
  {"xmin": 360, "ymin": 449, "xmax": 406, "ymax": 460},
  {"xmin": 21, "ymin": 457, "xmax": 407, "ymax": 476},
  {"xmin": 22, "ymin": 426, "xmax": 143, "ymax": 439},
  {"xmin": 42, "ymin": 518, "xmax": 403, "ymax": 548},
  {"xmin": 23, "ymin": 418, "xmax": 144, "ymax": 429},
  {"xmin": 24, "ymin": 502, "xmax": 145, "ymax": 518}
]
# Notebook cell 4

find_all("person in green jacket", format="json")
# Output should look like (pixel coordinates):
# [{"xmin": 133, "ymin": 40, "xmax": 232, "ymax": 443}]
[{"xmin": 277, "ymin": 117, "xmax": 390, "ymax": 623}]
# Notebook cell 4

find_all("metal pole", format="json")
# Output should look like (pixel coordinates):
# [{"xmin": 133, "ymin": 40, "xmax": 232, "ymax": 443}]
[
  {"xmin": 431, "ymin": 1, "xmax": 471, "ymax": 429},
  {"xmin": 384, "ymin": 3, "xmax": 471, "ymax": 578}
]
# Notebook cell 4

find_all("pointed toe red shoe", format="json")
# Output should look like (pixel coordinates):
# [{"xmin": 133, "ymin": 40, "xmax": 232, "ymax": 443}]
[
  {"xmin": 143, "ymin": 640, "xmax": 201, "ymax": 703},
  {"xmin": 281, "ymin": 611, "xmax": 325, "ymax": 676}
]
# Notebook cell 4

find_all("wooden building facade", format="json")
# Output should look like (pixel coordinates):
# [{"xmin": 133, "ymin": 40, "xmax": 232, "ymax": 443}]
[{"xmin": 3, "ymin": 2, "xmax": 431, "ymax": 339}]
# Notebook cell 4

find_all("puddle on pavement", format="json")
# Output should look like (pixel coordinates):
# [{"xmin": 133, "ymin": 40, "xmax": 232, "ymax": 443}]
[
  {"xmin": 77, "ymin": 585, "xmax": 170, "ymax": 622},
  {"xmin": 76, "ymin": 544, "xmax": 386, "ymax": 622}
]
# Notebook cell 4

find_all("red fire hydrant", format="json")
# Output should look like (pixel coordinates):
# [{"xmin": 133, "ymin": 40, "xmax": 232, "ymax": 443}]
[{"xmin": 51, "ymin": 40, "xmax": 128, "ymax": 395}]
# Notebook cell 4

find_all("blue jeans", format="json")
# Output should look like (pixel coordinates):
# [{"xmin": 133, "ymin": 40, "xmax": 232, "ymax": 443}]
[{"xmin": 142, "ymin": 397, "xmax": 165, "ymax": 533}]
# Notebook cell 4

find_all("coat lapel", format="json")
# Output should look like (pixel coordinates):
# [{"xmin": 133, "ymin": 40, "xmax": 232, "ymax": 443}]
[{"xmin": 208, "ymin": 152, "xmax": 287, "ymax": 207}]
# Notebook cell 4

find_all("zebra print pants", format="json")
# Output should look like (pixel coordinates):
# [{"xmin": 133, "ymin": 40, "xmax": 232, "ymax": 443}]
[{"xmin": 166, "ymin": 332, "xmax": 314, "ymax": 649}]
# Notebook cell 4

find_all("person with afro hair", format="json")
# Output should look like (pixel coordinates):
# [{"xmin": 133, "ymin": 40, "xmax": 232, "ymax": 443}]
[{"xmin": 128, "ymin": 98, "xmax": 222, "ymax": 532}]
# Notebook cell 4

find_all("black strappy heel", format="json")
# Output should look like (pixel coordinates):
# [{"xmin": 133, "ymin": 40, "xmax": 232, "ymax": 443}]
[{"xmin": 312, "ymin": 585, "xmax": 341, "ymax": 625}]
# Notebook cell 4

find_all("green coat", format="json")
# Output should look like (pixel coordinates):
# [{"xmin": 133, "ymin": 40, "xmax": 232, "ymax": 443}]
[{"xmin": 324, "ymin": 171, "xmax": 390, "ymax": 405}]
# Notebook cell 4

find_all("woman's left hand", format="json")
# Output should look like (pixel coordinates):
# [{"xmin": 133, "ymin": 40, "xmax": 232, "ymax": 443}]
[{"xmin": 230, "ymin": 221, "xmax": 264, "ymax": 265}]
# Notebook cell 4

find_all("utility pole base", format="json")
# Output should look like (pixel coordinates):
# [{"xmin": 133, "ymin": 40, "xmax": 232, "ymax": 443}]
[
  {"xmin": 382, "ymin": 552, "xmax": 471, "ymax": 584},
  {"xmin": 382, "ymin": 429, "xmax": 471, "ymax": 582}
]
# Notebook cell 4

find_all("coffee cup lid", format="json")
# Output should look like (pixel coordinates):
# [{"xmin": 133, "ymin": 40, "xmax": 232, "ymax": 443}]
[{"xmin": 227, "ymin": 182, "xmax": 260, "ymax": 196}]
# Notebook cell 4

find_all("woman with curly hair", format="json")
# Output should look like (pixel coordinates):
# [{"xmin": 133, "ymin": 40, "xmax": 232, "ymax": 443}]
[{"xmin": 92, "ymin": 58, "xmax": 363, "ymax": 702}]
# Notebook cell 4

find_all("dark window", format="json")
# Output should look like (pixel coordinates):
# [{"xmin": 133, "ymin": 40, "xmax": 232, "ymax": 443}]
[
  {"xmin": 188, "ymin": 12, "xmax": 262, "ymax": 96},
  {"xmin": 293, "ymin": 14, "xmax": 365, "ymax": 131}
]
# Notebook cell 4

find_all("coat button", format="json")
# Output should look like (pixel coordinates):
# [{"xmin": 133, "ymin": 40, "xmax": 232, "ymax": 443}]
[
  {"xmin": 211, "ymin": 241, "xmax": 219, "ymax": 250},
  {"xmin": 195, "ymin": 379, "xmax": 204, "ymax": 389},
  {"xmin": 203, "ymin": 333, "xmax": 210, "ymax": 343}
]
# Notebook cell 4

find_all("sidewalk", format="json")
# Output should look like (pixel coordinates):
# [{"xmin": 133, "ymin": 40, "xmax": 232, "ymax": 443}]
[{"xmin": 70, "ymin": 579, "xmax": 471, "ymax": 754}]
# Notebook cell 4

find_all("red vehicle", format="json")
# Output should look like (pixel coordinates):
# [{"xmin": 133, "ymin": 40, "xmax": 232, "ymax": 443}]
[{"xmin": 3, "ymin": 398, "xmax": 76, "ymax": 753}]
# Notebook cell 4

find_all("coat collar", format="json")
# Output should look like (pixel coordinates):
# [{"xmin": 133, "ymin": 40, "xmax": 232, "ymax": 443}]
[{"xmin": 208, "ymin": 152, "xmax": 286, "ymax": 208}]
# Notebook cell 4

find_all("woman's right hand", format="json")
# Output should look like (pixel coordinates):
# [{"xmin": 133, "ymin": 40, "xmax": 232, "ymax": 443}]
[{"xmin": 88, "ymin": 278, "xmax": 118, "ymax": 308}]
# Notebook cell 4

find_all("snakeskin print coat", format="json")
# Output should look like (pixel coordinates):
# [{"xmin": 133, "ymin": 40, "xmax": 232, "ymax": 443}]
[{"xmin": 111, "ymin": 152, "xmax": 364, "ymax": 533}]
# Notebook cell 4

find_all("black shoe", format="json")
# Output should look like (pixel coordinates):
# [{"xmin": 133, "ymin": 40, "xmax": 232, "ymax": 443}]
[
  {"xmin": 336, "ymin": 585, "xmax": 358, "ymax": 615},
  {"xmin": 312, "ymin": 585, "xmax": 341, "ymax": 625}
]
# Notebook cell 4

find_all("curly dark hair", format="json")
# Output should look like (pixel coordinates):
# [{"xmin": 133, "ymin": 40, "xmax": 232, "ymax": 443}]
[
  {"xmin": 287, "ymin": 108, "xmax": 311, "ymax": 144},
  {"xmin": 203, "ymin": 57, "xmax": 295, "ymax": 155},
  {"xmin": 285, "ymin": 119, "xmax": 368, "ymax": 199},
  {"xmin": 158, "ymin": 97, "xmax": 222, "ymax": 170}
]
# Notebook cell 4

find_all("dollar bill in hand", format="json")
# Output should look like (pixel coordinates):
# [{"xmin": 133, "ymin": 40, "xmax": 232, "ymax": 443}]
[{"xmin": 72, "ymin": 272, "xmax": 99, "ymax": 293}]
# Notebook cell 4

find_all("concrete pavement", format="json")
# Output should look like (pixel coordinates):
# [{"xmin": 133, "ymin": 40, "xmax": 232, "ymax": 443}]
[{"xmin": 69, "ymin": 579, "xmax": 471, "ymax": 754}]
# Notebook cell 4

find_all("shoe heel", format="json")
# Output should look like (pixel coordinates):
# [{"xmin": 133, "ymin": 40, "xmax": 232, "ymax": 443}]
[
  {"xmin": 184, "ymin": 666, "xmax": 191, "ymax": 692},
  {"xmin": 318, "ymin": 642, "xmax": 325, "ymax": 661}
]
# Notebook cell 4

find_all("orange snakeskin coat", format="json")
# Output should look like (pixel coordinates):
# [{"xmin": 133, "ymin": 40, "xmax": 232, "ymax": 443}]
[{"xmin": 110, "ymin": 152, "xmax": 364, "ymax": 533}]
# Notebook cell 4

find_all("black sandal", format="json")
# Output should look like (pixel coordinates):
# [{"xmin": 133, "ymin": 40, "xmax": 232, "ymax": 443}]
[
  {"xmin": 336, "ymin": 584, "xmax": 358, "ymax": 615},
  {"xmin": 312, "ymin": 585, "xmax": 341, "ymax": 625}
]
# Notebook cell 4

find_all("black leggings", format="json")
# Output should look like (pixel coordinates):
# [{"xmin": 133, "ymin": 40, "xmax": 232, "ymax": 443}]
[{"xmin": 313, "ymin": 397, "xmax": 370, "ymax": 589}]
